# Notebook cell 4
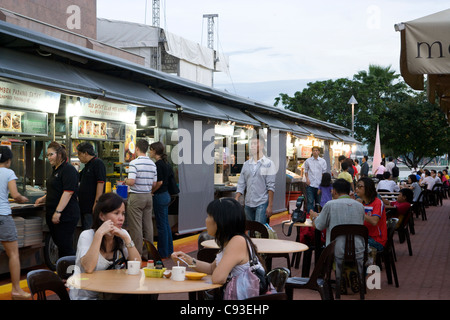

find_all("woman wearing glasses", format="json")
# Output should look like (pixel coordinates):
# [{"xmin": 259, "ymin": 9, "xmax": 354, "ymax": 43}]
[
  {"xmin": 35, "ymin": 141, "xmax": 80, "ymax": 258},
  {"xmin": 355, "ymin": 178, "xmax": 387, "ymax": 263}
]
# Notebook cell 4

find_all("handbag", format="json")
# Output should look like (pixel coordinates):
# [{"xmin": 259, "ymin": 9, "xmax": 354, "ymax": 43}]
[
  {"xmin": 223, "ymin": 238, "xmax": 271, "ymax": 300},
  {"xmin": 282, "ymin": 196, "xmax": 306, "ymax": 236},
  {"xmin": 167, "ymin": 163, "xmax": 180, "ymax": 195}
]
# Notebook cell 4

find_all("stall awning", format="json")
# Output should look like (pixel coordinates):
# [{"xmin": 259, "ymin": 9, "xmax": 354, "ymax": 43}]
[
  {"xmin": 157, "ymin": 90, "xmax": 229, "ymax": 120},
  {"xmin": 248, "ymin": 112, "xmax": 292, "ymax": 132},
  {"xmin": 285, "ymin": 121, "xmax": 311, "ymax": 137},
  {"xmin": 0, "ymin": 47, "xmax": 176, "ymax": 110},
  {"xmin": 301, "ymin": 124, "xmax": 339, "ymax": 141},
  {"xmin": 0, "ymin": 47, "xmax": 103, "ymax": 97},
  {"xmin": 330, "ymin": 132, "xmax": 361, "ymax": 144},
  {"xmin": 206, "ymin": 101, "xmax": 260, "ymax": 126},
  {"xmin": 80, "ymin": 69, "xmax": 176, "ymax": 110}
]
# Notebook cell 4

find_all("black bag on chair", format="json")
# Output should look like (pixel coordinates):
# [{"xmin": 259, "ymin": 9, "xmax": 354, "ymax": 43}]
[{"xmin": 282, "ymin": 196, "xmax": 306, "ymax": 236}]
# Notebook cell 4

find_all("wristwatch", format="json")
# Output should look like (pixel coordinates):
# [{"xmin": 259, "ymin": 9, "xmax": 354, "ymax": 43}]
[
  {"xmin": 125, "ymin": 240, "xmax": 135, "ymax": 248},
  {"xmin": 55, "ymin": 210, "xmax": 63, "ymax": 214}
]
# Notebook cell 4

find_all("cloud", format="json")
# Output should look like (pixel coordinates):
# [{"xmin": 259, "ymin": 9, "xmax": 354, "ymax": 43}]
[{"xmin": 226, "ymin": 47, "xmax": 272, "ymax": 56}]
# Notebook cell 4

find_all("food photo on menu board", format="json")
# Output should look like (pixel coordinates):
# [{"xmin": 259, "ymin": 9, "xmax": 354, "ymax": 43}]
[
  {"xmin": 124, "ymin": 124, "xmax": 136, "ymax": 163},
  {"xmin": 1, "ymin": 110, "xmax": 22, "ymax": 132},
  {"xmin": 78, "ymin": 119, "xmax": 107, "ymax": 139}
]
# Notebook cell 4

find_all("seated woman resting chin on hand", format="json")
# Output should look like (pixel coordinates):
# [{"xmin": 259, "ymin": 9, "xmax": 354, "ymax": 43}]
[{"xmin": 70, "ymin": 192, "xmax": 141, "ymax": 300}]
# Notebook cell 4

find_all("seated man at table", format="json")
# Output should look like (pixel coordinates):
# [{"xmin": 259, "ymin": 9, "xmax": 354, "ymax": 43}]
[
  {"xmin": 309, "ymin": 179, "xmax": 365, "ymax": 293},
  {"xmin": 382, "ymin": 188, "xmax": 413, "ymax": 234},
  {"xmin": 376, "ymin": 172, "xmax": 400, "ymax": 192}
]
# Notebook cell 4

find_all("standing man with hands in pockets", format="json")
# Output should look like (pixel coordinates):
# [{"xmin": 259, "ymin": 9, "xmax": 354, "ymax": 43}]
[
  {"xmin": 235, "ymin": 135, "xmax": 276, "ymax": 225},
  {"xmin": 304, "ymin": 146, "xmax": 328, "ymax": 213}
]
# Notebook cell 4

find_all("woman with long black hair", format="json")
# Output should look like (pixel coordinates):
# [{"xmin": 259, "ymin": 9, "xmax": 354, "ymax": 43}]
[{"xmin": 171, "ymin": 198, "xmax": 266, "ymax": 299}]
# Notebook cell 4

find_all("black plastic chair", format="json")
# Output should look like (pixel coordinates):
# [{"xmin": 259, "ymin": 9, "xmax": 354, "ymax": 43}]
[
  {"xmin": 376, "ymin": 218, "xmax": 399, "ymax": 287},
  {"xmin": 27, "ymin": 269, "xmax": 70, "ymax": 300},
  {"xmin": 395, "ymin": 207, "xmax": 413, "ymax": 257},
  {"xmin": 56, "ymin": 255, "xmax": 76, "ymax": 282},
  {"xmin": 285, "ymin": 240, "xmax": 336, "ymax": 300},
  {"xmin": 431, "ymin": 184, "xmax": 443, "ymax": 206},
  {"xmin": 245, "ymin": 220, "xmax": 291, "ymax": 272},
  {"xmin": 197, "ymin": 247, "xmax": 219, "ymax": 263},
  {"xmin": 143, "ymin": 238, "xmax": 164, "ymax": 266},
  {"xmin": 413, "ymin": 190, "xmax": 427, "ymax": 221},
  {"xmin": 330, "ymin": 224, "xmax": 368, "ymax": 300},
  {"xmin": 266, "ymin": 267, "xmax": 290, "ymax": 293}
]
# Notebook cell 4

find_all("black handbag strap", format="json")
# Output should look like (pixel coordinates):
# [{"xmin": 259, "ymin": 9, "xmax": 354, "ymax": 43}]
[
  {"xmin": 243, "ymin": 237, "xmax": 259, "ymax": 267},
  {"xmin": 107, "ymin": 248, "xmax": 126, "ymax": 270}
]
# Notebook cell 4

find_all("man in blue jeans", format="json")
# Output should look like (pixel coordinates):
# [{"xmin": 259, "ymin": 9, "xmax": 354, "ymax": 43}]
[
  {"xmin": 304, "ymin": 146, "xmax": 328, "ymax": 213},
  {"xmin": 235, "ymin": 136, "xmax": 276, "ymax": 225}
]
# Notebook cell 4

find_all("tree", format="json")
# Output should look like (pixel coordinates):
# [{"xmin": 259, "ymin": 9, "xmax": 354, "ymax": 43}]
[
  {"xmin": 275, "ymin": 78, "xmax": 357, "ymax": 129},
  {"xmin": 382, "ymin": 91, "xmax": 450, "ymax": 169},
  {"xmin": 274, "ymin": 64, "xmax": 450, "ymax": 166}
]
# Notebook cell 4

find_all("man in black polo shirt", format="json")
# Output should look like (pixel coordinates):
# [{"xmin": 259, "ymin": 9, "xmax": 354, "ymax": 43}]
[{"xmin": 77, "ymin": 142, "xmax": 106, "ymax": 230}]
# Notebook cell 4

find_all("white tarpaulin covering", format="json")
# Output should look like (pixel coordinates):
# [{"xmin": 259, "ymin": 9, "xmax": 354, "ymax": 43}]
[
  {"xmin": 97, "ymin": 18, "xmax": 160, "ymax": 48},
  {"xmin": 164, "ymin": 31, "xmax": 229, "ymax": 73}
]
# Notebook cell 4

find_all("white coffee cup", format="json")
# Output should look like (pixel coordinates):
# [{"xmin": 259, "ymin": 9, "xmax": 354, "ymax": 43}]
[
  {"xmin": 171, "ymin": 266, "xmax": 186, "ymax": 281},
  {"xmin": 127, "ymin": 260, "xmax": 141, "ymax": 275}
]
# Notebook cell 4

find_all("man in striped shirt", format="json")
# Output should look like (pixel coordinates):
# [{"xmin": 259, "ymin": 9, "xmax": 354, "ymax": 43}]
[{"xmin": 124, "ymin": 139, "xmax": 157, "ymax": 257}]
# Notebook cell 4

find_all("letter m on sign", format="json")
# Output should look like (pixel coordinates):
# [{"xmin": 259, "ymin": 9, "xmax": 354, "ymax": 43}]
[{"xmin": 416, "ymin": 41, "xmax": 444, "ymax": 59}]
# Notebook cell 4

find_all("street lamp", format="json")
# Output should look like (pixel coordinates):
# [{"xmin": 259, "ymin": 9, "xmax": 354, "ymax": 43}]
[{"xmin": 348, "ymin": 95, "xmax": 358, "ymax": 138}]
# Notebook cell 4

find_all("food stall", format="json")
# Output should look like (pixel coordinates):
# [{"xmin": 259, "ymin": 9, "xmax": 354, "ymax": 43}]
[
  {"xmin": 0, "ymin": 80, "xmax": 61, "ymax": 274},
  {"xmin": 67, "ymin": 96, "xmax": 138, "ymax": 187}
]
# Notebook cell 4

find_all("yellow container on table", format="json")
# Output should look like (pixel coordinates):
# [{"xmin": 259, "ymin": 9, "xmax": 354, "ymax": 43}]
[{"xmin": 143, "ymin": 267, "xmax": 166, "ymax": 278}]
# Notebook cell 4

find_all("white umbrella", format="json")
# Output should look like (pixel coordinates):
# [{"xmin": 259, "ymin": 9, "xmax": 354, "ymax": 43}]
[
  {"xmin": 395, "ymin": 9, "xmax": 450, "ymax": 123},
  {"xmin": 372, "ymin": 124, "xmax": 382, "ymax": 176}
]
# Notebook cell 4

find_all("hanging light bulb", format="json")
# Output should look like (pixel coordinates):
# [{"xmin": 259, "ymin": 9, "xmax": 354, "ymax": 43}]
[{"xmin": 140, "ymin": 112, "xmax": 148, "ymax": 126}]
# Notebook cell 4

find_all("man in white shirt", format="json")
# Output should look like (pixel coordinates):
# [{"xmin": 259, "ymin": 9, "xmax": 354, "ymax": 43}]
[
  {"xmin": 421, "ymin": 170, "xmax": 436, "ymax": 190},
  {"xmin": 235, "ymin": 136, "xmax": 276, "ymax": 225},
  {"xmin": 376, "ymin": 172, "xmax": 400, "ymax": 192},
  {"xmin": 303, "ymin": 146, "xmax": 327, "ymax": 212},
  {"xmin": 124, "ymin": 139, "xmax": 157, "ymax": 257},
  {"xmin": 431, "ymin": 170, "xmax": 441, "ymax": 184}
]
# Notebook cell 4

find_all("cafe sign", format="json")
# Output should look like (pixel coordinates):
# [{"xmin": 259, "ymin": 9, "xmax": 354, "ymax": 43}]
[{"xmin": 0, "ymin": 81, "xmax": 60, "ymax": 114}]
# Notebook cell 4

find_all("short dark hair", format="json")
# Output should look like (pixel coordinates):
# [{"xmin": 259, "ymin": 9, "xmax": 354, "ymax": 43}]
[
  {"xmin": 363, "ymin": 155, "xmax": 368, "ymax": 161},
  {"xmin": 332, "ymin": 178, "xmax": 351, "ymax": 195},
  {"xmin": 0, "ymin": 146, "xmax": 13, "ymax": 163},
  {"xmin": 408, "ymin": 174, "xmax": 417, "ymax": 183},
  {"xmin": 341, "ymin": 161, "xmax": 349, "ymax": 171},
  {"xmin": 136, "ymin": 139, "xmax": 149, "ymax": 153},
  {"xmin": 76, "ymin": 142, "xmax": 95, "ymax": 156},
  {"xmin": 400, "ymin": 188, "xmax": 413, "ymax": 203},
  {"xmin": 383, "ymin": 171, "xmax": 391, "ymax": 179}
]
